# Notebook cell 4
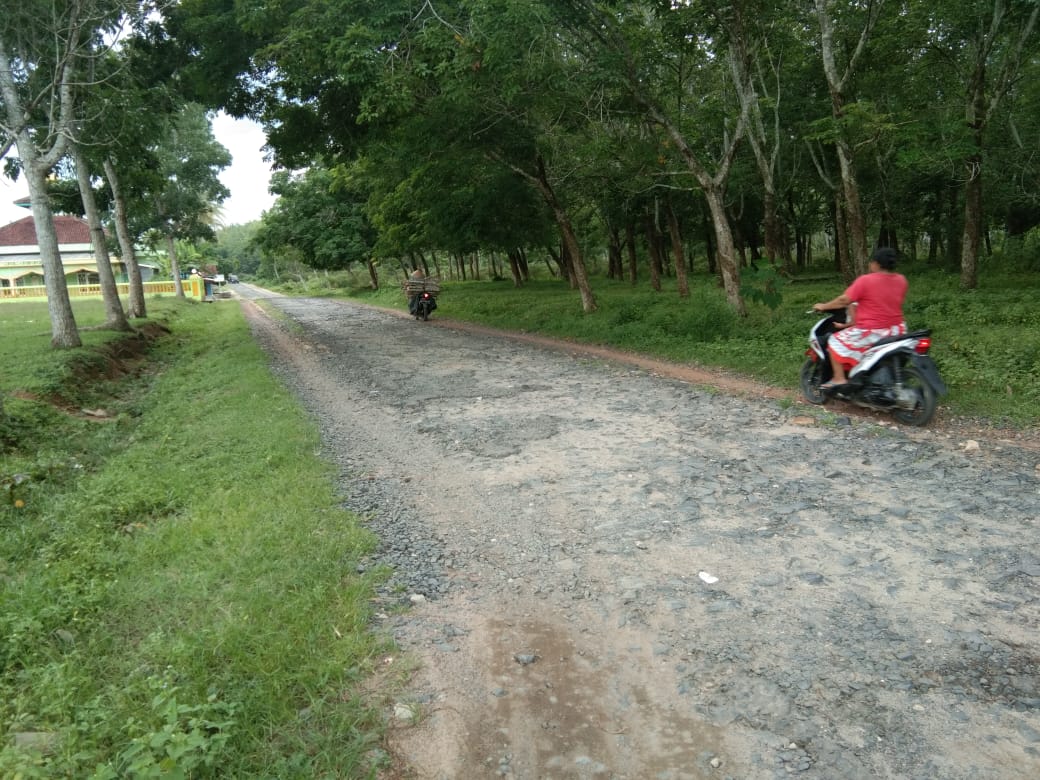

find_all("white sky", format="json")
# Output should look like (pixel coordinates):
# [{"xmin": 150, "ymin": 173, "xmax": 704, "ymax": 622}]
[{"xmin": 0, "ymin": 113, "xmax": 276, "ymax": 229}]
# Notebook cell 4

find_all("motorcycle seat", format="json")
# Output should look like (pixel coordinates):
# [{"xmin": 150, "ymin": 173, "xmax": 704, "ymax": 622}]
[{"xmin": 870, "ymin": 329, "xmax": 931, "ymax": 348}]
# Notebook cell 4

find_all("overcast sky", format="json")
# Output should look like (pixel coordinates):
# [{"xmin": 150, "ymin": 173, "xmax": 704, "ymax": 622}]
[{"xmin": 0, "ymin": 113, "xmax": 276, "ymax": 230}]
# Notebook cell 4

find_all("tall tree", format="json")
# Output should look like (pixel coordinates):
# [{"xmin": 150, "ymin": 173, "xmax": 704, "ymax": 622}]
[
  {"xmin": 556, "ymin": 1, "xmax": 750, "ymax": 314},
  {"xmin": 384, "ymin": 1, "xmax": 602, "ymax": 311},
  {"xmin": 813, "ymin": 0, "xmax": 886, "ymax": 276},
  {"xmin": 71, "ymin": 143, "xmax": 130, "ymax": 330},
  {"xmin": 137, "ymin": 104, "xmax": 231, "ymax": 296},
  {"xmin": 103, "ymin": 157, "xmax": 148, "ymax": 317},
  {"xmin": 952, "ymin": 0, "xmax": 1038, "ymax": 289},
  {"xmin": 81, "ymin": 39, "xmax": 182, "ymax": 319},
  {"xmin": 0, "ymin": 2, "xmax": 105, "ymax": 347},
  {"xmin": 254, "ymin": 165, "xmax": 378, "ymax": 285},
  {"xmin": 726, "ymin": 0, "xmax": 797, "ymax": 268}
]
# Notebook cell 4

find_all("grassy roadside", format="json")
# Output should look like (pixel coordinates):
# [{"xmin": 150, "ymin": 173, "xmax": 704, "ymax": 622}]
[
  {"xmin": 285, "ymin": 266, "xmax": 1040, "ymax": 427},
  {"xmin": 1, "ymin": 299, "xmax": 390, "ymax": 778}
]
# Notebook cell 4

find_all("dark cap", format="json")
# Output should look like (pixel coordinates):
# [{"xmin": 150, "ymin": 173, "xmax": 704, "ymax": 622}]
[{"xmin": 872, "ymin": 247, "xmax": 897, "ymax": 270}]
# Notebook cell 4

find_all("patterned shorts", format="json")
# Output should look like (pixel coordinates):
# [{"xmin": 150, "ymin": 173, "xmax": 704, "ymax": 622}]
[{"xmin": 830, "ymin": 324, "xmax": 907, "ymax": 364}]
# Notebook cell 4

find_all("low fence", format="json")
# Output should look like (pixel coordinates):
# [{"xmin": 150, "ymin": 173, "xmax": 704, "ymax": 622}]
[{"xmin": 0, "ymin": 279, "xmax": 201, "ymax": 302}]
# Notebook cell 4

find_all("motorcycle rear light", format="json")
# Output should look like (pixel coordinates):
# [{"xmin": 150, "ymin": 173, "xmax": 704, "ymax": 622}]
[
  {"xmin": 422, "ymin": 293, "xmax": 431, "ymax": 299},
  {"xmin": 915, "ymin": 337, "xmax": 932, "ymax": 354}
]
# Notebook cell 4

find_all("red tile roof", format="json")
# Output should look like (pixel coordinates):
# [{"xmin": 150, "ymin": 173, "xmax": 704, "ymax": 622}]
[{"xmin": 0, "ymin": 215, "xmax": 93, "ymax": 247}]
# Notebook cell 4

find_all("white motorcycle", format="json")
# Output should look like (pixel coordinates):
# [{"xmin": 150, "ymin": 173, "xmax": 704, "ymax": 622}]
[{"xmin": 800, "ymin": 314, "xmax": 947, "ymax": 426}]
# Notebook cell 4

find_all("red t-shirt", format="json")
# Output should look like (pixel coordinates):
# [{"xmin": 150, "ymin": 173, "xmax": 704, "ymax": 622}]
[{"xmin": 844, "ymin": 272, "xmax": 907, "ymax": 329}]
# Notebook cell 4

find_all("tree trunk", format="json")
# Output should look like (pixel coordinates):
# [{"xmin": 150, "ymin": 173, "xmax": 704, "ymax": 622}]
[
  {"xmin": 28, "ymin": 168, "xmax": 82, "ymax": 347},
  {"xmin": 507, "ymin": 249, "xmax": 523, "ymax": 287},
  {"xmin": 664, "ymin": 200, "xmax": 690, "ymax": 297},
  {"xmin": 559, "ymin": 240, "xmax": 578, "ymax": 289},
  {"xmin": 786, "ymin": 191, "xmax": 805, "ymax": 269},
  {"xmin": 702, "ymin": 206, "xmax": 717, "ymax": 275},
  {"xmin": 959, "ymin": 1, "xmax": 1040, "ymax": 288},
  {"xmin": 103, "ymin": 158, "xmax": 146, "ymax": 318},
  {"xmin": 643, "ymin": 215, "xmax": 662, "ymax": 292},
  {"xmin": 546, "ymin": 245, "xmax": 565, "ymax": 278},
  {"xmin": 960, "ymin": 148, "xmax": 983, "ymax": 290},
  {"xmin": 625, "ymin": 222, "xmax": 638, "ymax": 284},
  {"xmin": 637, "ymin": 104, "xmax": 744, "ymax": 308},
  {"xmin": 815, "ymin": 0, "xmax": 878, "ymax": 275},
  {"xmin": 960, "ymin": 60, "xmax": 987, "ymax": 289},
  {"xmin": 727, "ymin": 11, "xmax": 785, "ymax": 269},
  {"xmin": 532, "ymin": 157, "xmax": 596, "ymax": 312},
  {"xmin": 166, "ymin": 233, "xmax": 185, "ymax": 297},
  {"xmin": 833, "ymin": 193, "xmax": 853, "ymax": 283},
  {"xmin": 946, "ymin": 184, "xmax": 962, "ymax": 269},
  {"xmin": 488, "ymin": 151, "xmax": 594, "ymax": 311},
  {"xmin": 703, "ymin": 186, "xmax": 747, "ymax": 316},
  {"xmin": 763, "ymin": 188, "xmax": 785, "ymax": 269},
  {"xmin": 0, "ymin": 37, "xmax": 79, "ymax": 347},
  {"xmin": 73, "ymin": 147, "xmax": 129, "ymax": 331},
  {"xmin": 835, "ymin": 139, "xmax": 870, "ymax": 274},
  {"xmin": 366, "ymin": 258, "xmax": 379, "ymax": 289},
  {"xmin": 732, "ymin": 218, "xmax": 748, "ymax": 268},
  {"xmin": 607, "ymin": 226, "xmax": 623, "ymax": 280},
  {"xmin": 517, "ymin": 247, "xmax": 530, "ymax": 281}
]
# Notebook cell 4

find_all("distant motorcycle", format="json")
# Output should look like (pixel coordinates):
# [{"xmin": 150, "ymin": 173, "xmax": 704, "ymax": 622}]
[
  {"xmin": 405, "ymin": 276, "xmax": 441, "ymax": 321},
  {"xmin": 800, "ymin": 314, "xmax": 946, "ymax": 426},
  {"xmin": 412, "ymin": 291, "xmax": 437, "ymax": 321}
]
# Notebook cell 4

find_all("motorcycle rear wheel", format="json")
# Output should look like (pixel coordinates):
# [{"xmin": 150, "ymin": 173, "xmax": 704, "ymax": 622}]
[
  {"xmin": 891, "ymin": 363, "xmax": 937, "ymax": 426},
  {"xmin": 800, "ymin": 358, "xmax": 827, "ymax": 404}
]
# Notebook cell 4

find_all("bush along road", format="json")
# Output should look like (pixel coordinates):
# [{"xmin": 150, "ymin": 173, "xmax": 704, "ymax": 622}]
[{"xmin": 237, "ymin": 285, "xmax": 1040, "ymax": 780}]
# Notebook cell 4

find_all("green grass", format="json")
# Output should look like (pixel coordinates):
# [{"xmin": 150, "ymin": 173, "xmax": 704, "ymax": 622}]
[
  {"xmin": 301, "ymin": 264, "xmax": 1040, "ymax": 427},
  {"xmin": 1, "ymin": 299, "xmax": 389, "ymax": 778}
]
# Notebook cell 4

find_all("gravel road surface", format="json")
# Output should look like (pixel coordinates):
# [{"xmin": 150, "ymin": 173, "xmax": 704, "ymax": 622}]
[{"xmin": 235, "ymin": 285, "xmax": 1040, "ymax": 780}]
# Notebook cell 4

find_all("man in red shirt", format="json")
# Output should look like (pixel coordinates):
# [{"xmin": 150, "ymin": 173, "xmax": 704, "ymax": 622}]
[{"xmin": 812, "ymin": 247, "xmax": 908, "ymax": 389}]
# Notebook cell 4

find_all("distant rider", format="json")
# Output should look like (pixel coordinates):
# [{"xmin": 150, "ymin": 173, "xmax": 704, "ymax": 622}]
[
  {"xmin": 408, "ymin": 268, "xmax": 426, "ymax": 316},
  {"xmin": 812, "ymin": 247, "xmax": 907, "ymax": 390}
]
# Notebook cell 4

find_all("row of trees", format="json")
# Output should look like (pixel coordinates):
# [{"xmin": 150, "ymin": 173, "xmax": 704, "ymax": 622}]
[
  {"xmin": 0, "ymin": 1, "xmax": 232, "ymax": 350},
  {"xmin": 172, "ymin": 0, "xmax": 1040, "ymax": 317},
  {"xmin": 5, "ymin": 1, "xmax": 1039, "ymax": 348}
]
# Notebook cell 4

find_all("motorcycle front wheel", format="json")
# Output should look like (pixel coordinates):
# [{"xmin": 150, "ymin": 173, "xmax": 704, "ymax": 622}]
[
  {"xmin": 891, "ymin": 363, "xmax": 937, "ymax": 426},
  {"xmin": 800, "ymin": 358, "xmax": 827, "ymax": 404}
]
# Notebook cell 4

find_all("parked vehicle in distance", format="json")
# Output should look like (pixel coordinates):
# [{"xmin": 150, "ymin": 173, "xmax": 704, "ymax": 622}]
[{"xmin": 228, "ymin": 275, "xmax": 239, "ymax": 283}]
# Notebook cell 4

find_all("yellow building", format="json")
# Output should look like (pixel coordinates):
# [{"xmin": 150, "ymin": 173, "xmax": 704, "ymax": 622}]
[{"xmin": 0, "ymin": 214, "xmax": 160, "ymax": 299}]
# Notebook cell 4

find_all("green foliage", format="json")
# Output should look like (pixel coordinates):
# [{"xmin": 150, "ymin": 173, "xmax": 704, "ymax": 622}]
[
  {"xmin": 124, "ymin": 103, "xmax": 231, "ymax": 247},
  {"xmin": 739, "ymin": 264, "xmax": 785, "ymax": 310},
  {"xmin": 991, "ymin": 231, "xmax": 1040, "ymax": 272},
  {"xmin": 90, "ymin": 673, "xmax": 237, "ymax": 780},
  {"xmin": 208, "ymin": 222, "xmax": 262, "ymax": 277},
  {"xmin": 253, "ymin": 165, "xmax": 376, "ymax": 272},
  {"xmin": 160, "ymin": 0, "xmax": 1040, "ymax": 301}
]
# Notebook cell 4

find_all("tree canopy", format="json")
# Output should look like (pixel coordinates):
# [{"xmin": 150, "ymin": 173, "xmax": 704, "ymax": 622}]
[{"xmin": 6, "ymin": 0, "xmax": 1040, "ymax": 323}]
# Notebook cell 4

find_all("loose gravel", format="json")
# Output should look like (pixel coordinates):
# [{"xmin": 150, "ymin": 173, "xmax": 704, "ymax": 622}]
[{"xmin": 237, "ymin": 288, "xmax": 1040, "ymax": 780}]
